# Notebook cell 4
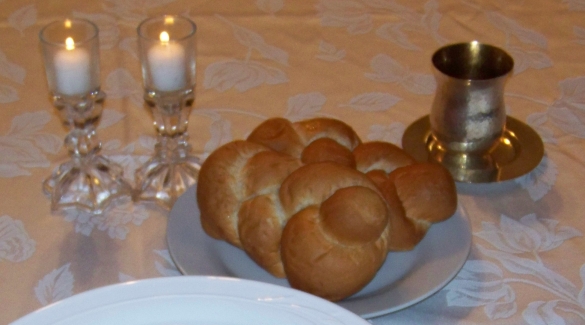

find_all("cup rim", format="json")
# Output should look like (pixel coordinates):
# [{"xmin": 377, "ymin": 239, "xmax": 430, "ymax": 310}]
[
  {"xmin": 137, "ymin": 14, "xmax": 197, "ymax": 42},
  {"xmin": 39, "ymin": 18, "xmax": 99, "ymax": 47},
  {"xmin": 432, "ymin": 41, "xmax": 514, "ymax": 80}
]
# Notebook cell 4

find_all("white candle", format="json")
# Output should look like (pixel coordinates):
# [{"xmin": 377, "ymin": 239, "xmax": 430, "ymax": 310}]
[
  {"xmin": 54, "ymin": 37, "xmax": 91, "ymax": 96},
  {"xmin": 147, "ymin": 31, "xmax": 186, "ymax": 92}
]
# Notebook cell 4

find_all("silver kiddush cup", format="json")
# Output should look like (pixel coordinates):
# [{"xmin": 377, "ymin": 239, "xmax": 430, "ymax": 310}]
[{"xmin": 428, "ymin": 41, "xmax": 514, "ymax": 182}]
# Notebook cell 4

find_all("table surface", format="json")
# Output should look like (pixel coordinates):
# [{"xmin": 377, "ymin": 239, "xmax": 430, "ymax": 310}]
[{"xmin": 2, "ymin": 1, "xmax": 585, "ymax": 324}]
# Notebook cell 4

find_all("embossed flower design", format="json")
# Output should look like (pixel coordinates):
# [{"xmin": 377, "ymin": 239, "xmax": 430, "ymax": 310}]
[
  {"xmin": 548, "ymin": 77, "xmax": 585, "ymax": 138},
  {"xmin": 447, "ymin": 214, "xmax": 584, "ymax": 323},
  {"xmin": 474, "ymin": 214, "xmax": 582, "ymax": 254},
  {"xmin": 0, "ymin": 215, "xmax": 36, "ymax": 262},
  {"xmin": 63, "ymin": 201, "xmax": 150, "ymax": 240}
]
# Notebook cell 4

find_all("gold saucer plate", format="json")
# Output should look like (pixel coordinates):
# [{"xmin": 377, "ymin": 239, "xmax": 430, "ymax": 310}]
[{"xmin": 401, "ymin": 115, "xmax": 544, "ymax": 183}]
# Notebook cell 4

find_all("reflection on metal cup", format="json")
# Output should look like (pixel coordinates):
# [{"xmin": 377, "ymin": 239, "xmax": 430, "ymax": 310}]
[{"xmin": 428, "ymin": 41, "xmax": 514, "ymax": 182}]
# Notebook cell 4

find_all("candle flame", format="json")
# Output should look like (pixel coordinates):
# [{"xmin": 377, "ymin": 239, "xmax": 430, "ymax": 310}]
[
  {"xmin": 65, "ymin": 37, "xmax": 75, "ymax": 50},
  {"xmin": 64, "ymin": 19, "xmax": 72, "ymax": 28},
  {"xmin": 164, "ymin": 16, "xmax": 175, "ymax": 25},
  {"xmin": 159, "ymin": 31, "xmax": 170, "ymax": 43}
]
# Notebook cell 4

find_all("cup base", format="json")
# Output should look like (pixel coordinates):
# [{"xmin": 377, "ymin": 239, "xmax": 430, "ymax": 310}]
[
  {"xmin": 43, "ymin": 154, "xmax": 133, "ymax": 214},
  {"xmin": 427, "ymin": 142, "xmax": 499, "ymax": 183},
  {"xmin": 402, "ymin": 115, "xmax": 544, "ymax": 183},
  {"xmin": 134, "ymin": 145, "xmax": 200, "ymax": 210}
]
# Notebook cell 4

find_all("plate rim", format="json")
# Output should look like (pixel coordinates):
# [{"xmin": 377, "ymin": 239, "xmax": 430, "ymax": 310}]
[
  {"xmin": 166, "ymin": 185, "xmax": 472, "ymax": 318},
  {"xmin": 11, "ymin": 276, "xmax": 369, "ymax": 325}
]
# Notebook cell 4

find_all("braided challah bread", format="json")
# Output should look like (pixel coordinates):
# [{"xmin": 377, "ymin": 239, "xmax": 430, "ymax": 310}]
[{"xmin": 197, "ymin": 117, "xmax": 457, "ymax": 301}]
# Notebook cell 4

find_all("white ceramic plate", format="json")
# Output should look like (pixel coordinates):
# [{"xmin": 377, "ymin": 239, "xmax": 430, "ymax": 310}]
[
  {"xmin": 167, "ymin": 186, "xmax": 472, "ymax": 319},
  {"xmin": 11, "ymin": 276, "xmax": 369, "ymax": 325}
]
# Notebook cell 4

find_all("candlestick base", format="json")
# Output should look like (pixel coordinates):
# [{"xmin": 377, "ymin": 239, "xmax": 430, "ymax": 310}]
[
  {"xmin": 134, "ymin": 137, "xmax": 200, "ymax": 210},
  {"xmin": 43, "ymin": 154, "xmax": 133, "ymax": 214}
]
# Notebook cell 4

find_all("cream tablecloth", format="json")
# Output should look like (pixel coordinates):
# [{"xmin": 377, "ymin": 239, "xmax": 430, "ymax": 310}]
[{"xmin": 2, "ymin": 0, "xmax": 585, "ymax": 324}]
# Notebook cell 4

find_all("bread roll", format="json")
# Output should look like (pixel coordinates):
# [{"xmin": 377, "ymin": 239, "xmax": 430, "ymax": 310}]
[
  {"xmin": 279, "ymin": 162, "xmax": 390, "ymax": 301},
  {"xmin": 196, "ymin": 117, "xmax": 457, "ymax": 301},
  {"xmin": 353, "ymin": 141, "xmax": 416, "ymax": 185},
  {"xmin": 198, "ymin": 142, "xmax": 303, "ymax": 241},
  {"xmin": 389, "ymin": 162, "xmax": 457, "ymax": 225},
  {"xmin": 292, "ymin": 118, "xmax": 362, "ymax": 151},
  {"xmin": 198, "ymin": 140, "xmax": 268, "ymax": 246},
  {"xmin": 301, "ymin": 137, "xmax": 356, "ymax": 168},
  {"xmin": 353, "ymin": 142, "xmax": 455, "ymax": 251},
  {"xmin": 247, "ymin": 118, "xmax": 305, "ymax": 158},
  {"xmin": 247, "ymin": 117, "xmax": 361, "ymax": 162}
]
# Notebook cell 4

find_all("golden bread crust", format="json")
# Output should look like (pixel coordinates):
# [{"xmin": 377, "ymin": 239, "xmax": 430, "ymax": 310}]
[{"xmin": 196, "ymin": 117, "xmax": 457, "ymax": 301}]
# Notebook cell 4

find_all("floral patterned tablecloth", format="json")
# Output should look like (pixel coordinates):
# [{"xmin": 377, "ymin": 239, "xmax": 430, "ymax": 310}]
[{"xmin": 1, "ymin": 0, "xmax": 585, "ymax": 324}]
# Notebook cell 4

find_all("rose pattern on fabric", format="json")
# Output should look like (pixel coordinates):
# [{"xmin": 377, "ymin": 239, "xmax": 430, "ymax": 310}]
[
  {"xmin": 103, "ymin": 68, "xmax": 143, "ymax": 108},
  {"xmin": 284, "ymin": 92, "xmax": 327, "ymax": 121},
  {"xmin": 119, "ymin": 37, "xmax": 139, "ymax": 60},
  {"xmin": 72, "ymin": 11, "xmax": 121, "ymax": 50},
  {"xmin": 0, "ymin": 49, "xmax": 26, "ymax": 85},
  {"xmin": 368, "ymin": 122, "xmax": 406, "ymax": 145},
  {"xmin": 475, "ymin": 214, "xmax": 581, "ymax": 254},
  {"xmin": 445, "ymin": 260, "xmax": 517, "ymax": 319},
  {"xmin": 101, "ymin": 0, "xmax": 178, "ymax": 27},
  {"xmin": 526, "ymin": 112, "xmax": 557, "ymax": 145},
  {"xmin": 199, "ymin": 114, "xmax": 234, "ymax": 159},
  {"xmin": 62, "ymin": 200, "xmax": 150, "ymax": 239},
  {"xmin": 515, "ymin": 156, "xmax": 558, "ymax": 202},
  {"xmin": 505, "ymin": 45, "xmax": 553, "ymax": 75},
  {"xmin": 548, "ymin": 77, "xmax": 585, "ymax": 139},
  {"xmin": 104, "ymin": 139, "xmax": 152, "ymax": 184},
  {"xmin": 196, "ymin": 91, "xmax": 332, "ymax": 157},
  {"xmin": 256, "ymin": 0, "xmax": 284, "ymax": 14},
  {"xmin": 366, "ymin": 54, "xmax": 435, "ymax": 95},
  {"xmin": 564, "ymin": 0, "xmax": 585, "ymax": 11},
  {"xmin": 0, "ymin": 84, "xmax": 18, "ymax": 104},
  {"xmin": 0, "ymin": 215, "xmax": 35, "ymax": 262},
  {"xmin": 33, "ymin": 250, "xmax": 179, "ymax": 308},
  {"xmin": 0, "ymin": 48, "xmax": 25, "ymax": 104},
  {"xmin": 316, "ymin": 0, "xmax": 447, "ymax": 50},
  {"xmin": 116, "ymin": 250, "xmax": 180, "ymax": 283},
  {"xmin": 204, "ymin": 15, "xmax": 289, "ymax": 93},
  {"xmin": 316, "ymin": 40, "xmax": 346, "ymax": 62},
  {"xmin": 445, "ymin": 214, "xmax": 584, "ymax": 323},
  {"xmin": 459, "ymin": 4, "xmax": 552, "ymax": 75},
  {"xmin": 484, "ymin": 11, "xmax": 548, "ymax": 49},
  {"xmin": 8, "ymin": 4, "xmax": 37, "ymax": 35},
  {"xmin": 504, "ymin": 93, "xmax": 563, "ymax": 203},
  {"xmin": 205, "ymin": 59, "xmax": 289, "ymax": 92},
  {"xmin": 0, "ymin": 111, "xmax": 61, "ymax": 178},
  {"xmin": 339, "ymin": 92, "xmax": 402, "ymax": 112},
  {"xmin": 34, "ymin": 263, "xmax": 74, "ymax": 306}
]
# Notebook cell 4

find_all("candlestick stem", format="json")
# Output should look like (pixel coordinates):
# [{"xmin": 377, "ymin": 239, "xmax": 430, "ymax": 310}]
[
  {"xmin": 134, "ymin": 88, "xmax": 200, "ymax": 209},
  {"xmin": 136, "ymin": 15, "xmax": 199, "ymax": 210},
  {"xmin": 43, "ymin": 90, "xmax": 132, "ymax": 214},
  {"xmin": 57, "ymin": 90, "xmax": 103, "ymax": 155}
]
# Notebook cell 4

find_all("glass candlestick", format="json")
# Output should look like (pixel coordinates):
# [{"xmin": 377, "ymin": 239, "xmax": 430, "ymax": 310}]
[
  {"xmin": 135, "ymin": 15, "xmax": 200, "ymax": 209},
  {"xmin": 40, "ymin": 19, "xmax": 132, "ymax": 214}
]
